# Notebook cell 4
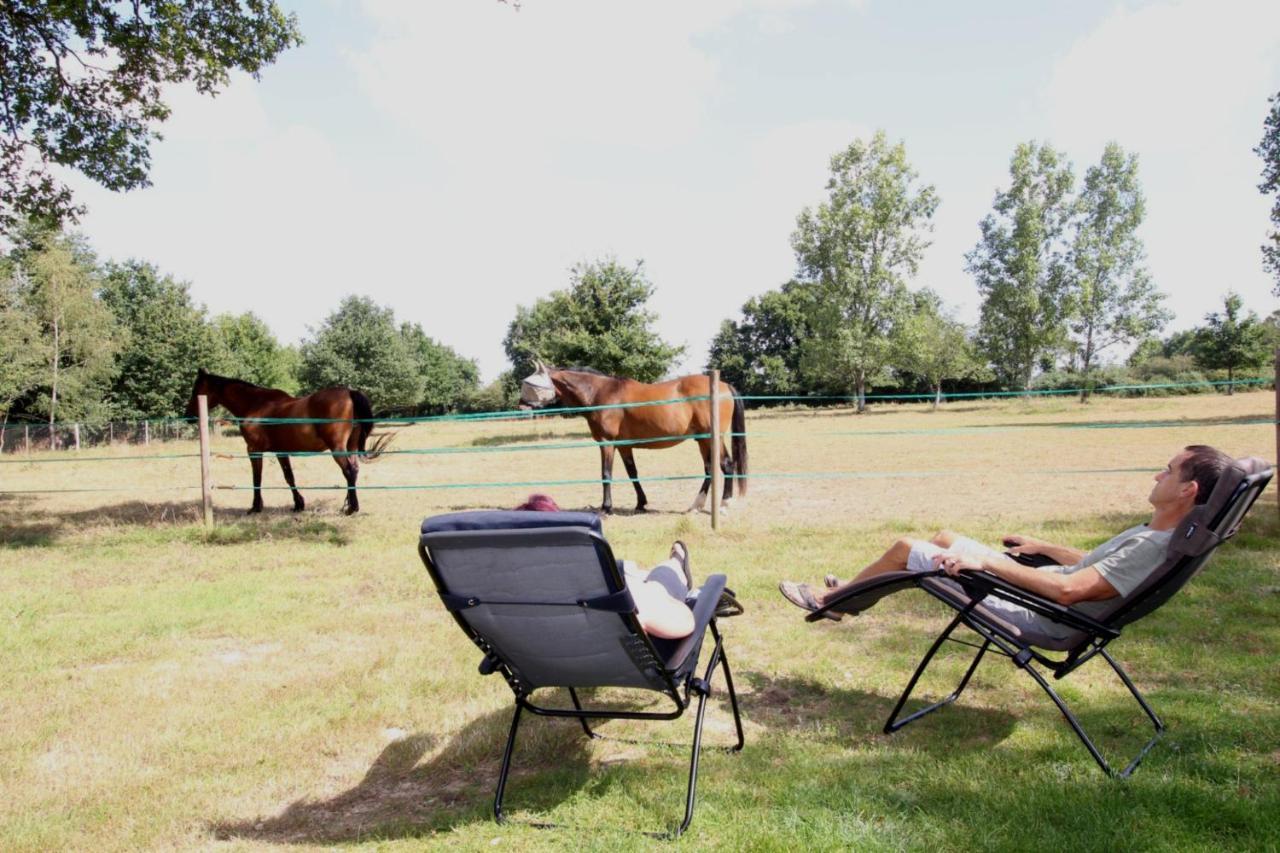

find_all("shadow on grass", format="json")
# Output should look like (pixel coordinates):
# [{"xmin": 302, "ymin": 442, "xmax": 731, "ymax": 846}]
[
  {"xmin": 0, "ymin": 500, "xmax": 349, "ymax": 547},
  {"xmin": 743, "ymin": 671, "xmax": 1018, "ymax": 752},
  {"xmin": 468, "ymin": 430, "xmax": 592, "ymax": 447},
  {"xmin": 210, "ymin": 704, "xmax": 595, "ymax": 844}
]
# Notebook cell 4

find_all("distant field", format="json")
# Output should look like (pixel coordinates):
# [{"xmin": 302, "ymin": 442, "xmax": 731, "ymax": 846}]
[{"xmin": 1, "ymin": 391, "xmax": 1276, "ymax": 850}]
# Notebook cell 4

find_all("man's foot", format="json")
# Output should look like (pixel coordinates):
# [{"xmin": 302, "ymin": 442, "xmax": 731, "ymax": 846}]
[
  {"xmin": 823, "ymin": 574, "xmax": 840, "ymax": 589},
  {"xmin": 778, "ymin": 581, "xmax": 841, "ymax": 621},
  {"xmin": 670, "ymin": 540, "xmax": 693, "ymax": 590}
]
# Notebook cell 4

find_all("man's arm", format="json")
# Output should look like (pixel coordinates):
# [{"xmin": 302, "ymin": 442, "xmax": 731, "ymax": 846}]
[
  {"xmin": 933, "ymin": 552, "xmax": 1119, "ymax": 606},
  {"xmin": 1003, "ymin": 533, "xmax": 1087, "ymax": 567}
]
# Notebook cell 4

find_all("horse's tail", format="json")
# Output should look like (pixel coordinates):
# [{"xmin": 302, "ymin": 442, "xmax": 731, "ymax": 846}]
[
  {"xmin": 351, "ymin": 390, "xmax": 393, "ymax": 462},
  {"xmin": 730, "ymin": 385, "xmax": 748, "ymax": 496}
]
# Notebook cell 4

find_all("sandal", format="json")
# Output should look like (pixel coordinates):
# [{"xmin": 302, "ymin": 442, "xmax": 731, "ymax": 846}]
[
  {"xmin": 670, "ymin": 540, "xmax": 693, "ymax": 591},
  {"xmin": 824, "ymin": 574, "xmax": 841, "ymax": 589},
  {"xmin": 778, "ymin": 581, "xmax": 840, "ymax": 621},
  {"xmin": 715, "ymin": 587, "xmax": 744, "ymax": 618}
]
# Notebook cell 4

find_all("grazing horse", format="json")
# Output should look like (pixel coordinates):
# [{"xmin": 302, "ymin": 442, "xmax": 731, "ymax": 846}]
[
  {"xmin": 183, "ymin": 369, "xmax": 389, "ymax": 515},
  {"xmin": 519, "ymin": 362, "xmax": 748, "ymax": 514}
]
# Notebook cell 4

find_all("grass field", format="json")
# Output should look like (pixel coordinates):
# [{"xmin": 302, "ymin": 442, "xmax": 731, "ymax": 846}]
[{"xmin": 1, "ymin": 391, "xmax": 1277, "ymax": 851}]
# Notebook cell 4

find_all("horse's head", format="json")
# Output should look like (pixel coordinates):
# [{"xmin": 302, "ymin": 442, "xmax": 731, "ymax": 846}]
[
  {"xmin": 519, "ymin": 359, "xmax": 560, "ymax": 410},
  {"xmin": 184, "ymin": 368, "xmax": 212, "ymax": 419}
]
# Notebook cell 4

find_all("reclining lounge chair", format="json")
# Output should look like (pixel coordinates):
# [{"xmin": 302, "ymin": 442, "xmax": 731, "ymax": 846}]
[
  {"xmin": 807, "ymin": 456, "xmax": 1273, "ymax": 777},
  {"xmin": 418, "ymin": 509, "xmax": 744, "ymax": 837}
]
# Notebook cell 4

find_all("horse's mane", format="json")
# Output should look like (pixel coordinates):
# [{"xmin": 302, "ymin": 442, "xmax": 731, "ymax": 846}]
[
  {"xmin": 561, "ymin": 366, "xmax": 612, "ymax": 378},
  {"xmin": 201, "ymin": 372, "xmax": 283, "ymax": 395}
]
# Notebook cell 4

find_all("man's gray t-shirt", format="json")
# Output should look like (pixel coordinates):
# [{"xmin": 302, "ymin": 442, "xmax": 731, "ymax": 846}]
[
  {"xmin": 1046, "ymin": 524, "xmax": 1173, "ymax": 621},
  {"xmin": 983, "ymin": 524, "xmax": 1173, "ymax": 641}
]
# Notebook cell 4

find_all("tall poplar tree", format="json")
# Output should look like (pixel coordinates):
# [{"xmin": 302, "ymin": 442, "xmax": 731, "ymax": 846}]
[
  {"xmin": 1256, "ymin": 91, "xmax": 1280, "ymax": 297},
  {"xmin": 967, "ymin": 142, "xmax": 1074, "ymax": 390},
  {"xmin": 791, "ymin": 131, "xmax": 938, "ymax": 412},
  {"xmin": 1066, "ymin": 143, "xmax": 1171, "ymax": 400}
]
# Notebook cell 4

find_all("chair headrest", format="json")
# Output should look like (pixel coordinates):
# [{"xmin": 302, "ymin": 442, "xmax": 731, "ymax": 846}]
[
  {"xmin": 421, "ymin": 509, "xmax": 603, "ymax": 537},
  {"xmin": 1168, "ymin": 456, "xmax": 1273, "ymax": 558}
]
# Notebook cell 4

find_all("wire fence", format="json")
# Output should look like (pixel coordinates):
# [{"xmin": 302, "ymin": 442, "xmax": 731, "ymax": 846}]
[{"xmin": 1, "ymin": 378, "xmax": 1275, "ymax": 500}]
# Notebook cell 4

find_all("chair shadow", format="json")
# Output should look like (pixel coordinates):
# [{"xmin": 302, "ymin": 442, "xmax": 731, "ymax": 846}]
[
  {"xmin": 742, "ymin": 671, "xmax": 1018, "ymax": 752},
  {"xmin": 209, "ymin": 705, "xmax": 595, "ymax": 845},
  {"xmin": 0, "ymin": 500, "xmax": 350, "ymax": 547}
]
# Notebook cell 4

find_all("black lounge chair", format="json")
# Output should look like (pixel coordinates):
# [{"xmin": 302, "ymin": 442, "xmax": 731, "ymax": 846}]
[
  {"xmin": 418, "ymin": 510, "xmax": 744, "ymax": 838},
  {"xmin": 807, "ymin": 456, "xmax": 1273, "ymax": 777}
]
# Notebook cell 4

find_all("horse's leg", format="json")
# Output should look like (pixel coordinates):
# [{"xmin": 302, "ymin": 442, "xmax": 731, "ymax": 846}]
[
  {"xmin": 278, "ymin": 454, "xmax": 304, "ymax": 512},
  {"xmin": 338, "ymin": 455, "xmax": 360, "ymax": 515},
  {"xmin": 248, "ymin": 453, "xmax": 264, "ymax": 514},
  {"xmin": 599, "ymin": 444, "xmax": 615, "ymax": 515},
  {"xmin": 619, "ymin": 447, "xmax": 647, "ymax": 512},
  {"xmin": 688, "ymin": 439, "xmax": 712, "ymax": 513},
  {"xmin": 720, "ymin": 442, "xmax": 735, "ymax": 505}
]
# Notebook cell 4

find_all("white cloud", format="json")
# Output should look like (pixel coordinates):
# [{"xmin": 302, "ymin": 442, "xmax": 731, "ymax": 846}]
[{"xmin": 1044, "ymin": 0, "xmax": 1280, "ymax": 329}]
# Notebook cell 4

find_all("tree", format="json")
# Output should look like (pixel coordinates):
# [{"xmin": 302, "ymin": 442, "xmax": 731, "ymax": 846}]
[
  {"xmin": 298, "ymin": 296, "xmax": 421, "ymax": 412},
  {"xmin": 791, "ymin": 131, "xmax": 938, "ymax": 412},
  {"xmin": 503, "ymin": 258, "xmax": 684, "ymax": 382},
  {"xmin": 400, "ymin": 322, "xmax": 480, "ymax": 413},
  {"xmin": 0, "ymin": 1, "xmax": 301, "ymax": 237},
  {"xmin": 967, "ymin": 141, "xmax": 1075, "ymax": 390},
  {"xmin": 0, "ymin": 264, "xmax": 43, "ymax": 436},
  {"xmin": 1256, "ymin": 91, "xmax": 1280, "ymax": 296},
  {"xmin": 1066, "ymin": 143, "xmax": 1171, "ymax": 400},
  {"xmin": 1192, "ymin": 292, "xmax": 1270, "ymax": 394},
  {"xmin": 892, "ymin": 290, "xmax": 984, "ymax": 409},
  {"xmin": 100, "ymin": 261, "xmax": 222, "ymax": 418},
  {"xmin": 22, "ymin": 232, "xmax": 118, "ymax": 429},
  {"xmin": 707, "ymin": 281, "xmax": 817, "ymax": 400},
  {"xmin": 213, "ymin": 311, "xmax": 297, "ymax": 393}
]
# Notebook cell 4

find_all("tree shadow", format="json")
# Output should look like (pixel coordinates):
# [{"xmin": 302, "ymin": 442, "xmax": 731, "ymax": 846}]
[
  {"xmin": 210, "ymin": 703, "xmax": 595, "ymax": 844},
  {"xmin": 467, "ymin": 430, "xmax": 592, "ymax": 447},
  {"xmin": 0, "ymin": 500, "xmax": 349, "ymax": 546}
]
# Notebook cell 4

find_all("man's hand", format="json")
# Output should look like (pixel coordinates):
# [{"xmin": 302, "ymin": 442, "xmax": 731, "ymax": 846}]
[
  {"xmin": 932, "ymin": 551, "xmax": 984, "ymax": 577},
  {"xmin": 1002, "ymin": 534, "xmax": 1047, "ymax": 556}
]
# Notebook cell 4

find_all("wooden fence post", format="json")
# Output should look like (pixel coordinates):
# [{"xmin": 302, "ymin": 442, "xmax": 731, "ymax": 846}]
[
  {"xmin": 144, "ymin": 420, "xmax": 150, "ymax": 446},
  {"xmin": 73, "ymin": 423, "xmax": 80, "ymax": 451},
  {"xmin": 198, "ymin": 396, "xmax": 214, "ymax": 528},
  {"xmin": 24, "ymin": 425, "xmax": 30, "ymax": 455},
  {"xmin": 1274, "ymin": 348, "xmax": 1279, "ymax": 520},
  {"xmin": 709, "ymin": 369, "xmax": 722, "ymax": 531}
]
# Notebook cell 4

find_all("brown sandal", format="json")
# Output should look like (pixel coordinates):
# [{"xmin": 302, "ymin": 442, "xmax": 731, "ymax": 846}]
[{"xmin": 778, "ymin": 581, "xmax": 841, "ymax": 621}]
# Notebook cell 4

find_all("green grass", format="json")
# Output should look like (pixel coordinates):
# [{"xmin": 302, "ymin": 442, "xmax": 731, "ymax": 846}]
[{"xmin": 1, "ymin": 393, "xmax": 1277, "ymax": 850}]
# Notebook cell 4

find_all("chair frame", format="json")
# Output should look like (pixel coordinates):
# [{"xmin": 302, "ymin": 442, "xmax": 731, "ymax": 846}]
[
  {"xmin": 418, "ymin": 528, "xmax": 744, "ymax": 838},
  {"xmin": 812, "ymin": 465, "xmax": 1272, "ymax": 778}
]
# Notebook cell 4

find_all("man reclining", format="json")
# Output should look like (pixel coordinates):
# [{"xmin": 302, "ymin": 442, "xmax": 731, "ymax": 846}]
[{"xmin": 779, "ymin": 445, "xmax": 1232, "ymax": 641}]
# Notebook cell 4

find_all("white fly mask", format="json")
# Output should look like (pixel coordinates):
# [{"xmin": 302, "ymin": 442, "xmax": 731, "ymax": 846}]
[{"xmin": 520, "ymin": 366, "xmax": 558, "ymax": 407}]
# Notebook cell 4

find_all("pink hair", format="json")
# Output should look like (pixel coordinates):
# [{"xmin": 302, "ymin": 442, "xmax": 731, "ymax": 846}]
[{"xmin": 513, "ymin": 493, "xmax": 560, "ymax": 512}]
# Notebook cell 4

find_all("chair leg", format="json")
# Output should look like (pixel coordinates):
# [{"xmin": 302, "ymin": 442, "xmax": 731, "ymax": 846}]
[
  {"xmin": 493, "ymin": 703, "xmax": 524, "ymax": 823},
  {"xmin": 884, "ymin": 613, "xmax": 989, "ymax": 734},
  {"xmin": 1021, "ymin": 650, "xmax": 1165, "ymax": 778},
  {"xmin": 567, "ymin": 688, "xmax": 597, "ymax": 739},
  {"xmin": 712, "ymin": 622, "xmax": 745, "ymax": 751}
]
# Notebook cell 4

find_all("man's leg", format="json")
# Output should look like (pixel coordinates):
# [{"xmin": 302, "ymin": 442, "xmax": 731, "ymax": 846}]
[{"xmin": 817, "ymin": 537, "xmax": 919, "ymax": 605}]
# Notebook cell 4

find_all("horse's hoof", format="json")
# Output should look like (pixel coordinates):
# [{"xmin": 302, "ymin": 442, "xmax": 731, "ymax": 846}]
[
  {"xmin": 599, "ymin": 507, "xmax": 614, "ymax": 516},
  {"xmin": 247, "ymin": 506, "xmax": 262, "ymax": 515},
  {"xmin": 635, "ymin": 505, "xmax": 648, "ymax": 514},
  {"xmin": 292, "ymin": 504, "xmax": 305, "ymax": 513},
  {"xmin": 343, "ymin": 506, "xmax": 359, "ymax": 516}
]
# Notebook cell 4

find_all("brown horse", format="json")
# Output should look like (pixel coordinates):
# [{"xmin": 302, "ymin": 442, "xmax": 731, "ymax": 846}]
[
  {"xmin": 184, "ymin": 369, "xmax": 390, "ymax": 514},
  {"xmin": 519, "ymin": 362, "xmax": 748, "ymax": 514}
]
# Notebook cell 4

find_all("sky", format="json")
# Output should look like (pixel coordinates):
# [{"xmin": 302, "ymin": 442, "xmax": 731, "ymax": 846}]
[{"xmin": 63, "ymin": 0, "xmax": 1280, "ymax": 382}]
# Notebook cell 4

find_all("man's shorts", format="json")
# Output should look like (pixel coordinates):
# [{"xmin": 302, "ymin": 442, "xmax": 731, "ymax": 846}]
[
  {"xmin": 906, "ymin": 535, "xmax": 1005, "ymax": 574},
  {"xmin": 906, "ymin": 535, "xmax": 1074, "ymax": 642}
]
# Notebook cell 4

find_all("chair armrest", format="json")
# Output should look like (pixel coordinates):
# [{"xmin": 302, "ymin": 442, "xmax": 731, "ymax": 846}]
[
  {"xmin": 664, "ymin": 574, "xmax": 727, "ymax": 674},
  {"xmin": 956, "ymin": 571, "xmax": 1120, "ymax": 640}
]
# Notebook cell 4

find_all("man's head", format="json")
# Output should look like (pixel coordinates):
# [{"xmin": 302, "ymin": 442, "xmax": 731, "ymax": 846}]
[{"xmin": 1150, "ymin": 445, "xmax": 1233, "ymax": 512}]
